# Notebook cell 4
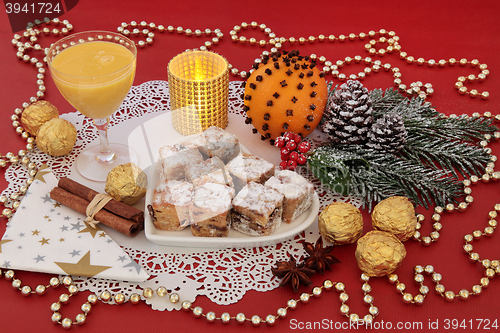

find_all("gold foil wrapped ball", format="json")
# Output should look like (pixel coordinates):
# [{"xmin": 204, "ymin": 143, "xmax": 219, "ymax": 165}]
[
  {"xmin": 105, "ymin": 163, "xmax": 147, "ymax": 205},
  {"xmin": 371, "ymin": 196, "xmax": 417, "ymax": 242},
  {"xmin": 21, "ymin": 100, "xmax": 59, "ymax": 135},
  {"xmin": 35, "ymin": 118, "xmax": 77, "ymax": 156},
  {"xmin": 318, "ymin": 202, "xmax": 363, "ymax": 245},
  {"xmin": 355, "ymin": 230, "xmax": 406, "ymax": 277}
]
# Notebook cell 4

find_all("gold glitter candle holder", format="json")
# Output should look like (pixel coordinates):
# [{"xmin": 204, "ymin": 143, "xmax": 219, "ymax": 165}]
[{"xmin": 167, "ymin": 50, "xmax": 229, "ymax": 135}]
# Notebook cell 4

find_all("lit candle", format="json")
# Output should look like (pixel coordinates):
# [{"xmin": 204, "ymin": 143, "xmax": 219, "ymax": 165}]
[{"xmin": 168, "ymin": 50, "xmax": 229, "ymax": 135}]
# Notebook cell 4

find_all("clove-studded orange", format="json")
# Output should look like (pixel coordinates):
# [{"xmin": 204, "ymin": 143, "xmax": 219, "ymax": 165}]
[{"xmin": 242, "ymin": 50, "xmax": 328, "ymax": 144}]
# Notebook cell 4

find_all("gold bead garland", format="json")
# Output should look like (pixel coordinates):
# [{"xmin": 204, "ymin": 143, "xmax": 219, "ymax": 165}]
[
  {"xmin": 179, "ymin": 277, "xmax": 377, "ymax": 326},
  {"xmin": 116, "ymin": 21, "xmax": 223, "ymax": 49},
  {"xmin": 114, "ymin": 20, "xmax": 490, "ymax": 100},
  {"xmin": 0, "ymin": 147, "xmax": 38, "ymax": 218},
  {"xmin": 388, "ymin": 203, "xmax": 499, "ymax": 304},
  {"xmin": 0, "ymin": 267, "xmax": 383, "ymax": 328},
  {"xmin": 2, "ymin": 18, "xmax": 499, "ymax": 329},
  {"xmin": 227, "ymin": 23, "xmax": 489, "ymax": 100}
]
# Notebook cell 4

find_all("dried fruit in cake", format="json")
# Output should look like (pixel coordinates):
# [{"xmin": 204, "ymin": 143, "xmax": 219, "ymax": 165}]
[
  {"xmin": 225, "ymin": 153, "xmax": 275, "ymax": 193},
  {"xmin": 190, "ymin": 183, "xmax": 235, "ymax": 237},
  {"xmin": 195, "ymin": 126, "xmax": 241, "ymax": 163},
  {"xmin": 242, "ymin": 50, "xmax": 328, "ymax": 143},
  {"xmin": 265, "ymin": 170, "xmax": 314, "ymax": 224},
  {"xmin": 232, "ymin": 182, "xmax": 284, "ymax": 237},
  {"xmin": 148, "ymin": 180, "xmax": 194, "ymax": 231},
  {"xmin": 157, "ymin": 142, "xmax": 204, "ymax": 181}
]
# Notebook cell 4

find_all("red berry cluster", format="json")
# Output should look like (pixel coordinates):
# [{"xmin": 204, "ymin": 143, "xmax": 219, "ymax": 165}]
[{"xmin": 275, "ymin": 132, "xmax": 311, "ymax": 171}]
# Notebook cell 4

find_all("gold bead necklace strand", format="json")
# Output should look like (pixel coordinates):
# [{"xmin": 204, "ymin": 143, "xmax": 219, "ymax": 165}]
[
  {"xmin": 1, "ymin": 267, "xmax": 384, "ymax": 328},
  {"xmin": 115, "ymin": 21, "xmax": 491, "ymax": 100},
  {"xmin": 0, "ymin": 147, "xmax": 38, "ymax": 219},
  {"xmin": 227, "ymin": 22, "xmax": 490, "ymax": 100}
]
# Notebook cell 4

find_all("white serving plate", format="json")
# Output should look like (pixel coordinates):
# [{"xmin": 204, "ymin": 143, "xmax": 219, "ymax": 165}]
[{"xmin": 144, "ymin": 135, "xmax": 319, "ymax": 249}]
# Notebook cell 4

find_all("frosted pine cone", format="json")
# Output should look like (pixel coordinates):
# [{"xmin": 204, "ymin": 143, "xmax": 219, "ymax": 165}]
[
  {"xmin": 321, "ymin": 80, "xmax": 373, "ymax": 144},
  {"xmin": 366, "ymin": 112, "xmax": 407, "ymax": 153}
]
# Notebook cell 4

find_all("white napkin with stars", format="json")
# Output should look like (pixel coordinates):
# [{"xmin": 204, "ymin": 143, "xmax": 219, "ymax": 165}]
[{"xmin": 0, "ymin": 166, "xmax": 149, "ymax": 282}]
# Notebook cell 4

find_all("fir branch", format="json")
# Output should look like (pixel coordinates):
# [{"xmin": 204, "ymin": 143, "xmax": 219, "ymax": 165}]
[
  {"xmin": 369, "ymin": 88, "xmax": 495, "ymax": 178},
  {"xmin": 401, "ymin": 137, "xmax": 489, "ymax": 178},
  {"xmin": 370, "ymin": 88, "xmax": 497, "ymax": 141},
  {"xmin": 310, "ymin": 86, "xmax": 497, "ymax": 210},
  {"xmin": 349, "ymin": 153, "xmax": 461, "ymax": 210},
  {"xmin": 405, "ymin": 116, "xmax": 495, "ymax": 142},
  {"xmin": 308, "ymin": 144, "xmax": 462, "ymax": 211}
]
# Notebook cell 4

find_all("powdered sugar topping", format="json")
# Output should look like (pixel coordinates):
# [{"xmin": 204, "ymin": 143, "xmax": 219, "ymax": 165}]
[
  {"xmin": 153, "ymin": 180, "xmax": 193, "ymax": 206},
  {"xmin": 265, "ymin": 170, "xmax": 313, "ymax": 199},
  {"xmin": 233, "ymin": 182, "xmax": 283, "ymax": 216}
]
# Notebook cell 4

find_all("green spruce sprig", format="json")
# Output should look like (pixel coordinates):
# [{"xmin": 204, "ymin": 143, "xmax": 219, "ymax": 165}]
[{"xmin": 308, "ymin": 87, "xmax": 497, "ymax": 210}]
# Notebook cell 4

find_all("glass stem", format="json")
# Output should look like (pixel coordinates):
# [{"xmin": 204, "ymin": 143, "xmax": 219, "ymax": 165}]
[{"xmin": 94, "ymin": 118, "xmax": 115, "ymax": 164}]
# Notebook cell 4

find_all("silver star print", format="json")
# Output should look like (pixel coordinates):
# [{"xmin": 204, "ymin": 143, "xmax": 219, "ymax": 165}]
[
  {"xmin": 34, "ymin": 255, "xmax": 45, "ymax": 263},
  {"xmin": 41, "ymin": 194, "xmax": 52, "ymax": 203},
  {"xmin": 69, "ymin": 250, "xmax": 81, "ymax": 257},
  {"xmin": 123, "ymin": 260, "xmax": 143, "ymax": 274},
  {"xmin": 70, "ymin": 221, "xmax": 84, "ymax": 231}
]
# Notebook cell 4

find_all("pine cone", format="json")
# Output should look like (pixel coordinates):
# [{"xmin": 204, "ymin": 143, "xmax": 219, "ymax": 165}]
[
  {"xmin": 321, "ymin": 80, "xmax": 374, "ymax": 144},
  {"xmin": 366, "ymin": 112, "xmax": 407, "ymax": 153}
]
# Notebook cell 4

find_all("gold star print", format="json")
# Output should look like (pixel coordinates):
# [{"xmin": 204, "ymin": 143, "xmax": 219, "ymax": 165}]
[
  {"xmin": 59, "ymin": 238, "xmax": 65, "ymax": 242},
  {"xmin": 78, "ymin": 222, "xmax": 103, "ymax": 238},
  {"xmin": 44, "ymin": 215, "xmax": 49, "ymax": 219},
  {"xmin": 32, "ymin": 229, "xmax": 40, "ymax": 236},
  {"xmin": 39, "ymin": 237, "xmax": 49, "ymax": 245},
  {"xmin": 33, "ymin": 164, "xmax": 50, "ymax": 183},
  {"xmin": 55, "ymin": 251, "xmax": 111, "ymax": 277},
  {"xmin": 53, "ymin": 203, "xmax": 61, "ymax": 208},
  {"xmin": 99, "ymin": 232, "xmax": 106, "ymax": 238},
  {"xmin": 0, "ymin": 239, "xmax": 13, "ymax": 253}
]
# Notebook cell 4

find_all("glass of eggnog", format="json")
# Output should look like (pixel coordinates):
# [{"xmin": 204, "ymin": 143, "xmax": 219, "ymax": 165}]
[{"xmin": 47, "ymin": 31, "xmax": 137, "ymax": 182}]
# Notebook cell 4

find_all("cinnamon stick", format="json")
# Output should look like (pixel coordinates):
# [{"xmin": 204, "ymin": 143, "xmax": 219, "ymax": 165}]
[
  {"xmin": 58, "ymin": 177, "xmax": 144, "ymax": 224},
  {"xmin": 50, "ymin": 186, "xmax": 142, "ymax": 237}
]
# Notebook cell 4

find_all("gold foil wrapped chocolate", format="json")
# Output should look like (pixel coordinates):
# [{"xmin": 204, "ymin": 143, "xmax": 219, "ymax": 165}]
[
  {"xmin": 35, "ymin": 118, "xmax": 77, "ymax": 156},
  {"xmin": 371, "ymin": 196, "xmax": 417, "ymax": 242},
  {"xmin": 105, "ymin": 163, "xmax": 147, "ymax": 205},
  {"xmin": 318, "ymin": 202, "xmax": 363, "ymax": 245},
  {"xmin": 355, "ymin": 230, "xmax": 406, "ymax": 277},
  {"xmin": 21, "ymin": 100, "xmax": 59, "ymax": 135}
]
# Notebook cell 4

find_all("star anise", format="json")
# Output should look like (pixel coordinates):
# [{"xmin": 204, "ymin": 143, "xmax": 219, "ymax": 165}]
[
  {"xmin": 271, "ymin": 254, "xmax": 315, "ymax": 292},
  {"xmin": 302, "ymin": 236, "xmax": 341, "ymax": 275}
]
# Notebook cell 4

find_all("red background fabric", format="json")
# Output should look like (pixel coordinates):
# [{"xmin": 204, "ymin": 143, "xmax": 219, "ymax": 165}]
[{"xmin": 1, "ymin": 1, "xmax": 499, "ymax": 331}]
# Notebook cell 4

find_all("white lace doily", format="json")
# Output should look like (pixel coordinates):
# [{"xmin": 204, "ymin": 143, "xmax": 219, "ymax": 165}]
[{"xmin": 2, "ymin": 81, "xmax": 362, "ymax": 310}]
